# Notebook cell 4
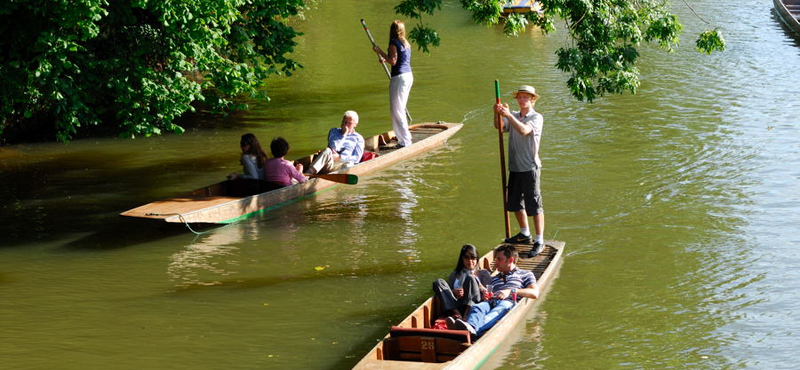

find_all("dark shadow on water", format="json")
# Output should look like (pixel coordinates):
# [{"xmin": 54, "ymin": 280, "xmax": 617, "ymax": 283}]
[
  {"xmin": 0, "ymin": 150, "xmax": 226, "ymax": 249},
  {"xmin": 56, "ymin": 217, "xmax": 194, "ymax": 251}
]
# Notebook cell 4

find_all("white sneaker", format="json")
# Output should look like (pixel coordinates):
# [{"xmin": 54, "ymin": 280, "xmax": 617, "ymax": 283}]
[{"xmin": 453, "ymin": 318, "xmax": 476, "ymax": 335}]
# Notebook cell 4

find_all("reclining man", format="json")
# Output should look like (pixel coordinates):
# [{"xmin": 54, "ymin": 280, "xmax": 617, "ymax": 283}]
[
  {"xmin": 308, "ymin": 110, "xmax": 365, "ymax": 175},
  {"xmin": 447, "ymin": 244, "xmax": 539, "ymax": 338}
]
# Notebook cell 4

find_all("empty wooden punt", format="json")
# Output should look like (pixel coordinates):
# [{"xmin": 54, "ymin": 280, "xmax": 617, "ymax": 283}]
[
  {"xmin": 352, "ymin": 240, "xmax": 565, "ymax": 370},
  {"xmin": 775, "ymin": 0, "xmax": 800, "ymax": 34},
  {"xmin": 120, "ymin": 122, "xmax": 462, "ymax": 224}
]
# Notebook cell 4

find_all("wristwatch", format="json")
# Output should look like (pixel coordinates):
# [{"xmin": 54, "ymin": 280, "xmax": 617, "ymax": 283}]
[{"xmin": 511, "ymin": 288, "xmax": 517, "ymax": 295}]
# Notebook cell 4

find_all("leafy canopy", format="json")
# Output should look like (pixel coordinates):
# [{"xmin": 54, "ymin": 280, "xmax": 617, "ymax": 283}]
[
  {"xmin": 395, "ymin": 0, "xmax": 726, "ymax": 102},
  {"xmin": 0, "ymin": 0, "xmax": 303, "ymax": 142},
  {"xmin": 0, "ymin": 0, "xmax": 725, "ymax": 143}
]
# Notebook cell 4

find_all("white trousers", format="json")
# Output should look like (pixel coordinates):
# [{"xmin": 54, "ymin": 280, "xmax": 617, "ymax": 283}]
[
  {"xmin": 390, "ymin": 72, "xmax": 413, "ymax": 147},
  {"xmin": 310, "ymin": 148, "xmax": 337, "ymax": 174},
  {"xmin": 310, "ymin": 148, "xmax": 354, "ymax": 174}
]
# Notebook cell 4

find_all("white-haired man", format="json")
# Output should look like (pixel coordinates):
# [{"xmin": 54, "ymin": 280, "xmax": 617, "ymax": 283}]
[
  {"xmin": 308, "ymin": 110, "xmax": 365, "ymax": 175},
  {"xmin": 494, "ymin": 85, "xmax": 546, "ymax": 257}
]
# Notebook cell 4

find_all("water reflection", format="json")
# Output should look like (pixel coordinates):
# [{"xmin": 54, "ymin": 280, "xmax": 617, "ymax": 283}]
[
  {"xmin": 394, "ymin": 177, "xmax": 420, "ymax": 249},
  {"xmin": 168, "ymin": 223, "xmax": 255, "ymax": 288}
]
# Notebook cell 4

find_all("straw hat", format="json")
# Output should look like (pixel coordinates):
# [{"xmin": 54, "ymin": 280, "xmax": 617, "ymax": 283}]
[{"xmin": 512, "ymin": 85, "xmax": 539, "ymax": 100}]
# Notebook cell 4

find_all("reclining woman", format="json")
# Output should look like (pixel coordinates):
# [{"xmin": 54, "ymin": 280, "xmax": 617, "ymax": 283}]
[{"xmin": 432, "ymin": 244, "xmax": 492, "ymax": 319}]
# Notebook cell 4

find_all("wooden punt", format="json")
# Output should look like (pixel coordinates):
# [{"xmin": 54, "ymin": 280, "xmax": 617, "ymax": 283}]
[
  {"xmin": 775, "ymin": 0, "xmax": 800, "ymax": 34},
  {"xmin": 503, "ymin": 0, "xmax": 542, "ymax": 14},
  {"xmin": 120, "ymin": 122, "xmax": 462, "ymax": 224},
  {"xmin": 352, "ymin": 240, "xmax": 565, "ymax": 370}
]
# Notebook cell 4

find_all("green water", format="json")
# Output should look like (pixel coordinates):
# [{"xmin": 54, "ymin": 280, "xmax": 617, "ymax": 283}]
[{"xmin": 2, "ymin": 0, "xmax": 800, "ymax": 369}]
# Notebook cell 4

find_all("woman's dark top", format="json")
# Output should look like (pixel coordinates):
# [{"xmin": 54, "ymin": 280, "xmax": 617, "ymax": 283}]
[{"xmin": 390, "ymin": 38, "xmax": 412, "ymax": 77}]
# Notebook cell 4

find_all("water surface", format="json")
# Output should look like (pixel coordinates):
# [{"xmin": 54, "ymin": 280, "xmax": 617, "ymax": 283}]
[{"xmin": 2, "ymin": 0, "xmax": 799, "ymax": 369}]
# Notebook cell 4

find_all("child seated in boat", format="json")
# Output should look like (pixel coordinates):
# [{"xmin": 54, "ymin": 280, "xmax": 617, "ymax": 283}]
[
  {"xmin": 227, "ymin": 133, "xmax": 268, "ymax": 180},
  {"xmin": 432, "ymin": 244, "xmax": 492, "ymax": 319},
  {"xmin": 446, "ymin": 244, "xmax": 539, "ymax": 338},
  {"xmin": 263, "ymin": 137, "xmax": 307, "ymax": 187},
  {"xmin": 307, "ymin": 110, "xmax": 365, "ymax": 175}
]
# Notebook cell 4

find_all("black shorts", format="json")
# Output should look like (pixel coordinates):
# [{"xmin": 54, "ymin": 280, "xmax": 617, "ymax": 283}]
[{"xmin": 506, "ymin": 170, "xmax": 543, "ymax": 215}]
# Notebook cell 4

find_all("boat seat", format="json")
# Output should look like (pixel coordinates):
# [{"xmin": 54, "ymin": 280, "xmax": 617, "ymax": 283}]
[{"xmin": 382, "ymin": 326, "xmax": 471, "ymax": 363}]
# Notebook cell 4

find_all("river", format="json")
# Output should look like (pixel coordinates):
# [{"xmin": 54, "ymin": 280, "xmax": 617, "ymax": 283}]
[{"xmin": 1, "ymin": 0, "xmax": 799, "ymax": 369}]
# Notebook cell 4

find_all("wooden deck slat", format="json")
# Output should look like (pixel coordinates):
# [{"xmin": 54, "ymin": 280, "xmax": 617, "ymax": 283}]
[{"xmin": 120, "ymin": 196, "xmax": 239, "ymax": 220}]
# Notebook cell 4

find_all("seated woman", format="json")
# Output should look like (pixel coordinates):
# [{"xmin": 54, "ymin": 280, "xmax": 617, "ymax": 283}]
[
  {"xmin": 263, "ymin": 137, "xmax": 307, "ymax": 187},
  {"xmin": 432, "ymin": 244, "xmax": 492, "ymax": 319},
  {"xmin": 228, "ymin": 133, "xmax": 268, "ymax": 180}
]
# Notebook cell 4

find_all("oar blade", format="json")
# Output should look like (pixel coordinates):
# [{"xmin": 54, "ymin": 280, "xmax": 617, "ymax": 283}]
[{"xmin": 309, "ymin": 173, "xmax": 359, "ymax": 185}]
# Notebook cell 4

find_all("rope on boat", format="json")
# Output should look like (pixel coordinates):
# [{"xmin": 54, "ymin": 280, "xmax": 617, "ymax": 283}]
[{"xmin": 145, "ymin": 212, "xmax": 231, "ymax": 236}]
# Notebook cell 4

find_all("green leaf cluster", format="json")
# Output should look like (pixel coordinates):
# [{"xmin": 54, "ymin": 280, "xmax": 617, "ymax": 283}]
[
  {"xmin": 397, "ymin": 0, "xmax": 726, "ymax": 102},
  {"xmin": 696, "ymin": 28, "xmax": 725, "ymax": 54},
  {"xmin": 0, "ymin": 0, "xmax": 305, "ymax": 142},
  {"xmin": 395, "ymin": 0, "xmax": 442, "ymax": 53}
]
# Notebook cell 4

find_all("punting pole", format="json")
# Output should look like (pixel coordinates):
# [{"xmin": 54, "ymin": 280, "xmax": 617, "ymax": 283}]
[
  {"xmin": 360, "ymin": 19, "xmax": 413, "ymax": 123},
  {"xmin": 495, "ymin": 80, "xmax": 511, "ymax": 239}
]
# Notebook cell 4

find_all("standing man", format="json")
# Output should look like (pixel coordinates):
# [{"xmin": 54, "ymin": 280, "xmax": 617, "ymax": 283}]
[
  {"xmin": 494, "ymin": 85, "xmax": 545, "ymax": 257},
  {"xmin": 308, "ymin": 110, "xmax": 365, "ymax": 175}
]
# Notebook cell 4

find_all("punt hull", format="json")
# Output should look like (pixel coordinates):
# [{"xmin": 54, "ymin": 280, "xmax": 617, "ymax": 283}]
[
  {"xmin": 352, "ymin": 240, "xmax": 565, "ymax": 370},
  {"xmin": 775, "ymin": 0, "xmax": 800, "ymax": 34},
  {"xmin": 120, "ymin": 122, "xmax": 462, "ymax": 224},
  {"xmin": 503, "ymin": 0, "xmax": 542, "ymax": 14}
]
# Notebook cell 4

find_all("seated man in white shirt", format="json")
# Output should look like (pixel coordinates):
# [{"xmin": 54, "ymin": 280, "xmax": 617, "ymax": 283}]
[{"xmin": 308, "ymin": 110, "xmax": 365, "ymax": 175}]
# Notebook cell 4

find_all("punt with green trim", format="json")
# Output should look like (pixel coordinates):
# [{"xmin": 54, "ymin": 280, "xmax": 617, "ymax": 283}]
[
  {"xmin": 120, "ymin": 122, "xmax": 462, "ymax": 224},
  {"xmin": 351, "ymin": 240, "xmax": 564, "ymax": 370}
]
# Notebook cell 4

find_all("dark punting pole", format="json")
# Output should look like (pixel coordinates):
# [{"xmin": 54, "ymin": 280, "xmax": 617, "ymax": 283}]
[
  {"xmin": 495, "ymin": 80, "xmax": 511, "ymax": 239},
  {"xmin": 360, "ymin": 19, "xmax": 413, "ymax": 123}
]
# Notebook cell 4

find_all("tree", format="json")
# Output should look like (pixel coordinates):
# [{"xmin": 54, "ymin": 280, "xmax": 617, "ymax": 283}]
[
  {"xmin": 394, "ymin": 0, "xmax": 726, "ymax": 102},
  {"xmin": 1, "ymin": 0, "xmax": 725, "ymax": 143},
  {"xmin": 0, "ymin": 0, "xmax": 305, "ymax": 143}
]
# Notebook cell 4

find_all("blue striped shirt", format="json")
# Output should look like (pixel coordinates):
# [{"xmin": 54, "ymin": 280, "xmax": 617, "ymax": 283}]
[
  {"xmin": 490, "ymin": 268, "xmax": 536, "ymax": 300},
  {"xmin": 327, "ymin": 127, "xmax": 365, "ymax": 164}
]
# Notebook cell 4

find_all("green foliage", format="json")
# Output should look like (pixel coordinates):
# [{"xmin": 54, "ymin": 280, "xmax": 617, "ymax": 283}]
[
  {"xmin": 409, "ymin": 25, "xmax": 441, "ymax": 53},
  {"xmin": 395, "ymin": 0, "xmax": 442, "ymax": 53},
  {"xmin": 396, "ymin": 0, "xmax": 726, "ymax": 102},
  {"xmin": 459, "ymin": 0, "xmax": 504, "ymax": 26},
  {"xmin": 696, "ymin": 29, "xmax": 726, "ymax": 54},
  {"xmin": 0, "ymin": 0, "xmax": 305, "ymax": 142},
  {"xmin": 395, "ymin": 0, "xmax": 441, "ymax": 19}
]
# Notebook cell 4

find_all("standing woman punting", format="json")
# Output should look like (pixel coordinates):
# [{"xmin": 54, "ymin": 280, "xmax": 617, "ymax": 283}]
[{"xmin": 372, "ymin": 20, "xmax": 413, "ymax": 148}]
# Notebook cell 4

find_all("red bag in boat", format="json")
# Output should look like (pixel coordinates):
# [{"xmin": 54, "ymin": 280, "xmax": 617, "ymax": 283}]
[
  {"xmin": 360, "ymin": 151, "xmax": 378, "ymax": 163},
  {"xmin": 432, "ymin": 319, "xmax": 448, "ymax": 330}
]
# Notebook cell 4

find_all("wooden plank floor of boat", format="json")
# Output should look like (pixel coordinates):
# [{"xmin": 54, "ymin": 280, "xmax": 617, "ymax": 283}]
[
  {"xmin": 482, "ymin": 242, "xmax": 560, "ymax": 279},
  {"xmin": 119, "ymin": 195, "xmax": 239, "ymax": 220}
]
